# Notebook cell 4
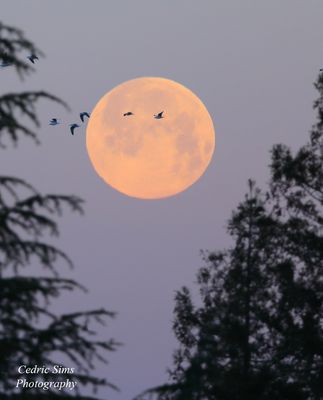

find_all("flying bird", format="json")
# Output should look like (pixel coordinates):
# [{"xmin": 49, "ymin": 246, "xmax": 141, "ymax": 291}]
[
  {"xmin": 154, "ymin": 111, "xmax": 164, "ymax": 119},
  {"xmin": 69, "ymin": 123, "xmax": 80, "ymax": 135},
  {"xmin": 27, "ymin": 54, "xmax": 39, "ymax": 64},
  {"xmin": 49, "ymin": 118, "xmax": 60, "ymax": 126},
  {"xmin": 80, "ymin": 112, "xmax": 90, "ymax": 122},
  {"xmin": 123, "ymin": 112, "xmax": 134, "ymax": 116}
]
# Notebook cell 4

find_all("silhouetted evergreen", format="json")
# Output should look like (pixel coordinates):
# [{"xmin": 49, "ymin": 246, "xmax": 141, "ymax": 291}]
[
  {"xmin": 267, "ymin": 72, "xmax": 323, "ymax": 399},
  {"xmin": 0, "ymin": 21, "xmax": 118, "ymax": 398},
  {"xmin": 137, "ymin": 75, "xmax": 323, "ymax": 400},
  {"xmin": 137, "ymin": 182, "xmax": 300, "ymax": 400}
]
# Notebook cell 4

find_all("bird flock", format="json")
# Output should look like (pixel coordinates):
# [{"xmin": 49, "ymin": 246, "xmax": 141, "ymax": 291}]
[
  {"xmin": 2, "ymin": 52, "xmax": 167, "ymax": 132},
  {"xmin": 52, "ymin": 110, "xmax": 165, "ymax": 136},
  {"xmin": 3, "ymin": 51, "xmax": 321, "ymax": 136},
  {"xmin": 51, "ymin": 110, "xmax": 165, "ymax": 135},
  {"xmin": 0, "ymin": 52, "xmax": 92, "ymax": 135},
  {"xmin": 49, "ymin": 112, "xmax": 90, "ymax": 135}
]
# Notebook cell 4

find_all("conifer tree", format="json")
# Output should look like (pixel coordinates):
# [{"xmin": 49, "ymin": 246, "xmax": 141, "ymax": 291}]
[
  {"xmin": 138, "ymin": 74, "xmax": 323, "ymax": 400},
  {"xmin": 0, "ymin": 21, "xmax": 118, "ymax": 399},
  {"xmin": 267, "ymin": 73, "xmax": 323, "ymax": 399},
  {"xmin": 137, "ymin": 182, "xmax": 300, "ymax": 400}
]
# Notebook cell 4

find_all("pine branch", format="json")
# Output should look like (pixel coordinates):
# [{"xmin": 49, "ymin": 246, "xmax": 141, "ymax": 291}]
[
  {"xmin": 0, "ymin": 20, "xmax": 118, "ymax": 398},
  {"xmin": 0, "ymin": 91, "xmax": 70, "ymax": 147},
  {"xmin": 0, "ymin": 21, "xmax": 42, "ymax": 79}
]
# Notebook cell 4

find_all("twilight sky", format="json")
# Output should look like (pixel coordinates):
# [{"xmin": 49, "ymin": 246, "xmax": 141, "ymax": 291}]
[{"xmin": 1, "ymin": 1, "xmax": 323, "ymax": 399}]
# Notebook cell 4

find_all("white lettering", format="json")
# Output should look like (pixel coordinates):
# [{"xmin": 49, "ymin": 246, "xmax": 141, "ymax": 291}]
[{"xmin": 18, "ymin": 365, "xmax": 26, "ymax": 374}]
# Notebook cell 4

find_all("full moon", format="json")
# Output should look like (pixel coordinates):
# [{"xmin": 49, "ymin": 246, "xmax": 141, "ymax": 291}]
[{"xmin": 86, "ymin": 77, "xmax": 215, "ymax": 199}]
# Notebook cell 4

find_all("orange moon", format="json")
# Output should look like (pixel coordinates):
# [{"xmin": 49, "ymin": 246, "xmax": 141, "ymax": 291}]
[{"xmin": 86, "ymin": 77, "xmax": 215, "ymax": 199}]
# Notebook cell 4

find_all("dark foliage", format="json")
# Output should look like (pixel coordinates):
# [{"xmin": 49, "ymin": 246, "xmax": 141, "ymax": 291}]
[
  {"xmin": 0, "ymin": 22, "xmax": 118, "ymax": 398},
  {"xmin": 137, "ymin": 74, "xmax": 323, "ymax": 400},
  {"xmin": 267, "ymin": 72, "xmax": 323, "ymax": 400},
  {"xmin": 0, "ymin": 21, "xmax": 69, "ymax": 147}
]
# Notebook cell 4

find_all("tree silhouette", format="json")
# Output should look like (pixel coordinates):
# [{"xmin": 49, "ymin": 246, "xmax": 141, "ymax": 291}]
[
  {"xmin": 137, "ymin": 75, "xmax": 323, "ymax": 400},
  {"xmin": 0, "ymin": 21, "xmax": 118, "ymax": 399},
  {"xmin": 137, "ymin": 182, "xmax": 301, "ymax": 400},
  {"xmin": 267, "ymin": 72, "xmax": 323, "ymax": 399}
]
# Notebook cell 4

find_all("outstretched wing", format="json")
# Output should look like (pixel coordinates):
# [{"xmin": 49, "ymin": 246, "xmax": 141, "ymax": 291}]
[
  {"xmin": 28, "ymin": 54, "xmax": 38, "ymax": 64},
  {"xmin": 80, "ymin": 112, "xmax": 90, "ymax": 122}
]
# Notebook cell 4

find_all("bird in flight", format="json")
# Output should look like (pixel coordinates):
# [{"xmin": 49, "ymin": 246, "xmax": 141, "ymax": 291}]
[
  {"xmin": 69, "ymin": 123, "xmax": 80, "ymax": 135},
  {"xmin": 27, "ymin": 54, "xmax": 39, "ymax": 64},
  {"xmin": 49, "ymin": 118, "xmax": 60, "ymax": 126},
  {"xmin": 154, "ymin": 111, "xmax": 164, "ymax": 119},
  {"xmin": 123, "ymin": 112, "xmax": 134, "ymax": 116},
  {"xmin": 80, "ymin": 112, "xmax": 90, "ymax": 122}
]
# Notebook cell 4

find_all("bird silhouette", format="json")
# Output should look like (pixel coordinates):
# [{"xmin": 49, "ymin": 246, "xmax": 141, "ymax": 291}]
[
  {"xmin": 69, "ymin": 124, "xmax": 80, "ymax": 135},
  {"xmin": 49, "ymin": 118, "xmax": 60, "ymax": 126},
  {"xmin": 27, "ymin": 54, "xmax": 39, "ymax": 64},
  {"xmin": 123, "ymin": 112, "xmax": 134, "ymax": 116},
  {"xmin": 154, "ymin": 111, "xmax": 164, "ymax": 119},
  {"xmin": 80, "ymin": 112, "xmax": 90, "ymax": 122}
]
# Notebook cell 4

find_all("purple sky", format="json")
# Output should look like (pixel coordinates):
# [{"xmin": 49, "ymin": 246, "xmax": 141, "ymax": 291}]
[{"xmin": 1, "ymin": 1, "xmax": 323, "ymax": 398}]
